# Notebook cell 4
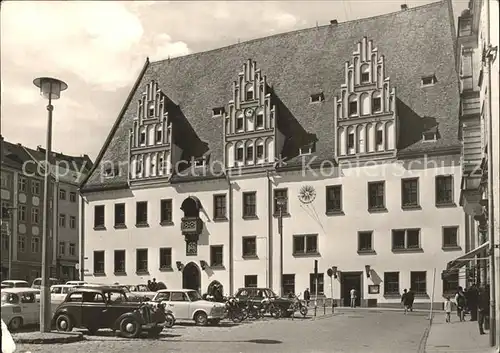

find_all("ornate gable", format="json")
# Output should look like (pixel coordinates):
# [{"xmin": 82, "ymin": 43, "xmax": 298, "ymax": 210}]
[
  {"xmin": 334, "ymin": 37, "xmax": 398, "ymax": 162},
  {"xmin": 223, "ymin": 59, "xmax": 280, "ymax": 171},
  {"xmin": 129, "ymin": 80, "xmax": 173, "ymax": 186}
]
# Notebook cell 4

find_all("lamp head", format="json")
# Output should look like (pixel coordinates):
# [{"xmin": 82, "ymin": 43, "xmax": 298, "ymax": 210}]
[{"xmin": 33, "ymin": 77, "xmax": 68, "ymax": 100}]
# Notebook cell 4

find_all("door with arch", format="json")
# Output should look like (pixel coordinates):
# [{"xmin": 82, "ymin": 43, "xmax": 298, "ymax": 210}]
[{"xmin": 182, "ymin": 262, "xmax": 201, "ymax": 293}]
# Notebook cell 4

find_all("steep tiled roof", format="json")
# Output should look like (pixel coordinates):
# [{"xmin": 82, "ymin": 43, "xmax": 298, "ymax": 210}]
[
  {"xmin": 1, "ymin": 139, "xmax": 39, "ymax": 175},
  {"xmin": 81, "ymin": 0, "xmax": 460, "ymax": 192},
  {"xmin": 23, "ymin": 146, "xmax": 93, "ymax": 185}
]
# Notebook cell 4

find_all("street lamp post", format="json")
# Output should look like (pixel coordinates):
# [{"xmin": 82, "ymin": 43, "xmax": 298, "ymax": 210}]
[
  {"xmin": 276, "ymin": 195, "xmax": 287, "ymax": 297},
  {"xmin": 1, "ymin": 206, "xmax": 16, "ymax": 280},
  {"xmin": 33, "ymin": 77, "xmax": 67, "ymax": 333}
]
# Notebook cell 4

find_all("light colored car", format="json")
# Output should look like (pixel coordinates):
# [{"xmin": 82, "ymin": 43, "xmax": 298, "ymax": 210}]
[
  {"xmin": 1, "ymin": 280, "xmax": 30, "ymax": 288},
  {"xmin": 66, "ymin": 281, "xmax": 87, "ymax": 286},
  {"xmin": 127, "ymin": 284, "xmax": 157, "ymax": 300},
  {"xmin": 151, "ymin": 289, "xmax": 225, "ymax": 326},
  {"xmin": 31, "ymin": 278, "xmax": 61, "ymax": 289},
  {"xmin": 1, "ymin": 288, "xmax": 40, "ymax": 330},
  {"xmin": 50, "ymin": 284, "xmax": 76, "ymax": 303}
]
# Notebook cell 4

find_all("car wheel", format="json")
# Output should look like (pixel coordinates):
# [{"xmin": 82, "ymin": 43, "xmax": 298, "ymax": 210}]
[
  {"xmin": 55, "ymin": 314, "xmax": 73, "ymax": 332},
  {"xmin": 8, "ymin": 317, "xmax": 23, "ymax": 331},
  {"xmin": 209, "ymin": 319, "xmax": 221, "ymax": 326},
  {"xmin": 300, "ymin": 306, "xmax": 308, "ymax": 317},
  {"xmin": 194, "ymin": 312, "xmax": 208, "ymax": 326},
  {"xmin": 270, "ymin": 306, "xmax": 283, "ymax": 319},
  {"xmin": 119, "ymin": 317, "xmax": 141, "ymax": 338},
  {"xmin": 164, "ymin": 314, "xmax": 175, "ymax": 328}
]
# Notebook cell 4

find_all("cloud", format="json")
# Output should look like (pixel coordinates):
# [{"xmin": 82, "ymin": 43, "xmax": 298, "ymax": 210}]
[
  {"xmin": 150, "ymin": 33, "xmax": 191, "ymax": 61},
  {"xmin": 0, "ymin": 1, "xmax": 189, "ymax": 91}
]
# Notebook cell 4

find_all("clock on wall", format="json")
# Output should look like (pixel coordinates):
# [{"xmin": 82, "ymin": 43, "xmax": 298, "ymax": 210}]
[
  {"xmin": 298, "ymin": 185, "xmax": 316, "ymax": 204},
  {"xmin": 244, "ymin": 108, "xmax": 254, "ymax": 118}
]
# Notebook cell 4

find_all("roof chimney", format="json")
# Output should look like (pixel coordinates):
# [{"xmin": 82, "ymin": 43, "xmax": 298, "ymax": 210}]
[
  {"xmin": 401, "ymin": 4, "xmax": 408, "ymax": 10},
  {"xmin": 330, "ymin": 19, "xmax": 338, "ymax": 26}
]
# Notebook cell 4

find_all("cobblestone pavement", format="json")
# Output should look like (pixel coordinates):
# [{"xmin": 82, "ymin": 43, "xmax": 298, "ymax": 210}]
[{"xmin": 16, "ymin": 311, "xmax": 428, "ymax": 353}]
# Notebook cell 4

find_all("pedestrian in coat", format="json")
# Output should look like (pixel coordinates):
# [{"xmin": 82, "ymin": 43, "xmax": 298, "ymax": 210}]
[
  {"xmin": 401, "ymin": 289, "xmax": 411, "ymax": 314},
  {"xmin": 466, "ymin": 284, "xmax": 479, "ymax": 321},
  {"xmin": 444, "ymin": 296, "xmax": 452, "ymax": 323},
  {"xmin": 455, "ymin": 286, "xmax": 467, "ymax": 322},
  {"xmin": 406, "ymin": 288, "xmax": 415, "ymax": 311},
  {"xmin": 304, "ymin": 288, "xmax": 311, "ymax": 306},
  {"xmin": 350, "ymin": 288, "xmax": 357, "ymax": 308},
  {"xmin": 478, "ymin": 285, "xmax": 489, "ymax": 335}
]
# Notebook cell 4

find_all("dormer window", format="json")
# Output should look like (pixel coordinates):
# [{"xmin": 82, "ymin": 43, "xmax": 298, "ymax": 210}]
[
  {"xmin": 361, "ymin": 64, "xmax": 370, "ymax": 83},
  {"xmin": 372, "ymin": 97, "xmax": 381, "ymax": 112},
  {"xmin": 148, "ymin": 103, "xmax": 155, "ymax": 118},
  {"xmin": 245, "ymin": 90, "xmax": 254, "ymax": 101},
  {"xmin": 103, "ymin": 165, "xmax": 119, "ymax": 178},
  {"xmin": 213, "ymin": 107, "xmax": 224, "ymax": 116},
  {"xmin": 140, "ymin": 132, "xmax": 146, "ymax": 145},
  {"xmin": 421, "ymin": 75, "xmax": 437, "ymax": 87},
  {"xmin": 194, "ymin": 158, "xmax": 205, "ymax": 167},
  {"xmin": 348, "ymin": 101, "xmax": 358, "ymax": 116},
  {"xmin": 236, "ymin": 117, "xmax": 244, "ymax": 131},
  {"xmin": 310, "ymin": 93, "xmax": 324, "ymax": 103},
  {"xmin": 422, "ymin": 131, "xmax": 437, "ymax": 141},
  {"xmin": 256, "ymin": 145, "xmax": 264, "ymax": 159},
  {"xmin": 155, "ymin": 129, "xmax": 162, "ymax": 143},
  {"xmin": 236, "ymin": 147, "xmax": 244, "ymax": 161},
  {"xmin": 256, "ymin": 113, "xmax": 264, "ymax": 128},
  {"xmin": 376, "ymin": 130, "xmax": 383, "ymax": 145},
  {"xmin": 347, "ymin": 133, "xmax": 355, "ymax": 149},
  {"xmin": 246, "ymin": 146, "xmax": 253, "ymax": 160}
]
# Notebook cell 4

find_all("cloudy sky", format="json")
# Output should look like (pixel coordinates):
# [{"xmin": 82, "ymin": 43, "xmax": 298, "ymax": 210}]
[{"xmin": 1, "ymin": 0, "xmax": 468, "ymax": 161}]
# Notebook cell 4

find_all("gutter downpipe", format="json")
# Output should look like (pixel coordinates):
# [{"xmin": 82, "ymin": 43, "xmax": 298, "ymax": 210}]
[
  {"xmin": 266, "ymin": 170, "xmax": 273, "ymax": 290},
  {"xmin": 78, "ymin": 191, "xmax": 85, "ymax": 281},
  {"xmin": 225, "ymin": 173, "xmax": 234, "ymax": 295},
  {"xmin": 485, "ymin": 0, "xmax": 496, "ymax": 347}
]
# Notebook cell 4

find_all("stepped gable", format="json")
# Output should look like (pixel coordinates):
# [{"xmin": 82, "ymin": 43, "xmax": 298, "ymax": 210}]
[{"xmin": 81, "ymin": 0, "xmax": 460, "ymax": 192}]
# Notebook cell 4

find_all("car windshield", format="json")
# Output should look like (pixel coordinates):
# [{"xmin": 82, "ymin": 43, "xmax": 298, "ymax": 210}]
[
  {"xmin": 268, "ymin": 290, "xmax": 279, "ymax": 298},
  {"xmin": 187, "ymin": 291, "xmax": 202, "ymax": 301},
  {"xmin": 153, "ymin": 292, "xmax": 170, "ymax": 302},
  {"xmin": 1, "ymin": 293, "xmax": 20, "ymax": 304}
]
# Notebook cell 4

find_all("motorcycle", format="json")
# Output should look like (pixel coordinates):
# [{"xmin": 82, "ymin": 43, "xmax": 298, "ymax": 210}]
[
  {"xmin": 288, "ymin": 293, "xmax": 308, "ymax": 317},
  {"xmin": 259, "ymin": 297, "xmax": 282, "ymax": 318},
  {"xmin": 147, "ymin": 301, "xmax": 176, "ymax": 328},
  {"xmin": 223, "ymin": 296, "xmax": 245, "ymax": 323}
]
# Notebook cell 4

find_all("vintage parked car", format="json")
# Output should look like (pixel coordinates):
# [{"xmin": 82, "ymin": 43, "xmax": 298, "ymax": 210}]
[
  {"xmin": 31, "ymin": 278, "xmax": 62, "ymax": 289},
  {"xmin": 151, "ymin": 289, "xmax": 225, "ymax": 326},
  {"xmin": 1, "ymin": 280, "xmax": 30, "ymax": 288},
  {"xmin": 234, "ymin": 287, "xmax": 297, "ymax": 317},
  {"xmin": 66, "ymin": 281, "xmax": 87, "ymax": 286},
  {"xmin": 52, "ymin": 286, "xmax": 166, "ymax": 338},
  {"xmin": 1, "ymin": 288, "xmax": 40, "ymax": 330},
  {"xmin": 128, "ymin": 284, "xmax": 158, "ymax": 300},
  {"xmin": 50, "ymin": 284, "xmax": 77, "ymax": 304}
]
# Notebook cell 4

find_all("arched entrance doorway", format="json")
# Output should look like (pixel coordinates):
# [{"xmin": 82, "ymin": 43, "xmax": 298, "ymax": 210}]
[{"xmin": 182, "ymin": 262, "xmax": 201, "ymax": 292}]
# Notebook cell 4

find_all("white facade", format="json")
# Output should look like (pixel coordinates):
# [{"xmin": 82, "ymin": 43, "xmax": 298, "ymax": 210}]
[{"xmin": 83, "ymin": 155, "xmax": 465, "ymax": 307}]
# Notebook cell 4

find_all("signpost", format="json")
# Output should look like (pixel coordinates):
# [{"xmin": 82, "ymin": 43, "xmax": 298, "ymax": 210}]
[
  {"xmin": 327, "ymin": 267, "xmax": 334, "ymax": 313},
  {"xmin": 314, "ymin": 260, "xmax": 318, "ymax": 317}
]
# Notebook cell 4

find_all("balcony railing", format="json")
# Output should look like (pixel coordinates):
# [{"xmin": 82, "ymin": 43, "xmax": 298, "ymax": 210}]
[{"xmin": 181, "ymin": 217, "xmax": 203, "ymax": 235}]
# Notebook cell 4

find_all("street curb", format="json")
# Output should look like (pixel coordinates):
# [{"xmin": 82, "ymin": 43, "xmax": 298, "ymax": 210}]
[
  {"xmin": 13, "ymin": 332, "xmax": 84, "ymax": 344},
  {"xmin": 417, "ymin": 318, "xmax": 433, "ymax": 353}
]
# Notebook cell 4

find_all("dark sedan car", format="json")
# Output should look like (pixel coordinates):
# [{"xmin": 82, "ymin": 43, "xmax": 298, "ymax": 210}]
[
  {"xmin": 234, "ymin": 287, "xmax": 296, "ymax": 317},
  {"xmin": 52, "ymin": 286, "xmax": 166, "ymax": 338}
]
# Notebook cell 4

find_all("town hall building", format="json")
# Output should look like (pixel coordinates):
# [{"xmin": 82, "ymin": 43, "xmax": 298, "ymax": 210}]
[{"xmin": 80, "ymin": 0, "xmax": 467, "ymax": 308}]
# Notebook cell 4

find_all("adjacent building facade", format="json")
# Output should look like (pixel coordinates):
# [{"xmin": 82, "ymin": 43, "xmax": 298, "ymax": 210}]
[
  {"xmin": 0, "ymin": 136, "xmax": 92, "ymax": 283},
  {"xmin": 81, "ymin": 1, "xmax": 467, "ymax": 308},
  {"xmin": 455, "ymin": 0, "xmax": 499, "ymax": 348}
]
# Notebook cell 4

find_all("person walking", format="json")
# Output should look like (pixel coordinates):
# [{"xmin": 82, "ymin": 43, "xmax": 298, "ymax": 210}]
[
  {"xmin": 350, "ymin": 288, "xmax": 357, "ymax": 308},
  {"xmin": 478, "ymin": 285, "xmax": 489, "ymax": 335},
  {"xmin": 466, "ymin": 283, "xmax": 479, "ymax": 321},
  {"xmin": 151, "ymin": 278, "xmax": 158, "ymax": 291},
  {"xmin": 455, "ymin": 286, "xmax": 467, "ymax": 322},
  {"xmin": 407, "ymin": 288, "xmax": 415, "ymax": 312},
  {"xmin": 304, "ymin": 288, "xmax": 311, "ymax": 306},
  {"xmin": 401, "ymin": 289, "xmax": 410, "ymax": 314},
  {"xmin": 444, "ymin": 296, "xmax": 452, "ymax": 323}
]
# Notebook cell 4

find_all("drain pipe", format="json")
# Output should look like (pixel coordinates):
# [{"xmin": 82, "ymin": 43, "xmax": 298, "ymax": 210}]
[{"xmin": 225, "ymin": 173, "xmax": 234, "ymax": 295}]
